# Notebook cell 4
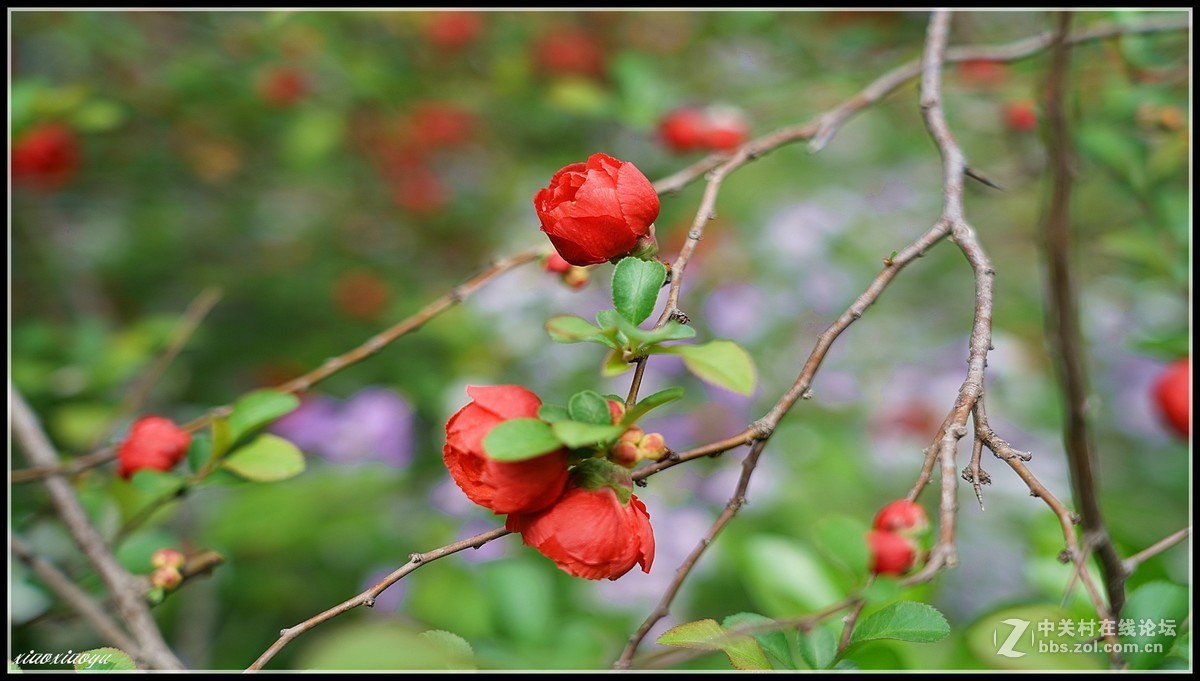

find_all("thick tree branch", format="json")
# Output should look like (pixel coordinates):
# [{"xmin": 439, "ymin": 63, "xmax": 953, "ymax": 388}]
[
  {"xmin": 1037, "ymin": 11, "xmax": 1127, "ymax": 616},
  {"xmin": 12, "ymin": 536, "xmax": 139, "ymax": 653},
  {"xmin": 10, "ymin": 387, "xmax": 184, "ymax": 670}
]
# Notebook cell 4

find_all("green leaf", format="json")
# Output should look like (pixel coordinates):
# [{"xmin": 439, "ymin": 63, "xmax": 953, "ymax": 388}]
[
  {"xmin": 129, "ymin": 469, "xmax": 185, "ymax": 496},
  {"xmin": 568, "ymin": 390, "xmax": 613, "ymax": 426},
  {"xmin": 227, "ymin": 390, "xmax": 300, "ymax": 445},
  {"xmin": 601, "ymin": 349, "xmax": 634, "ymax": 377},
  {"xmin": 550, "ymin": 421, "xmax": 625, "ymax": 449},
  {"xmin": 221, "ymin": 434, "xmax": 306, "ymax": 482},
  {"xmin": 849, "ymin": 601, "xmax": 950, "ymax": 646},
  {"xmin": 612, "ymin": 257, "xmax": 666, "ymax": 325},
  {"xmin": 814, "ymin": 515, "xmax": 870, "ymax": 578},
  {"xmin": 186, "ymin": 434, "xmax": 213, "ymax": 474},
  {"xmin": 621, "ymin": 387, "xmax": 685, "ymax": 426},
  {"xmin": 74, "ymin": 647, "xmax": 136, "ymax": 671},
  {"xmin": 655, "ymin": 340, "xmax": 757, "ymax": 395},
  {"xmin": 71, "ymin": 99, "xmax": 124, "ymax": 132},
  {"xmin": 546, "ymin": 315, "xmax": 614, "ymax": 348},
  {"xmin": 537, "ymin": 405, "xmax": 571, "ymax": 423},
  {"xmin": 211, "ymin": 417, "xmax": 232, "ymax": 459},
  {"xmin": 723, "ymin": 612, "xmax": 795, "ymax": 670},
  {"xmin": 797, "ymin": 625, "xmax": 838, "ymax": 670},
  {"xmin": 417, "ymin": 630, "xmax": 476, "ymax": 670},
  {"xmin": 482, "ymin": 418, "xmax": 563, "ymax": 462},
  {"xmin": 609, "ymin": 313, "xmax": 695, "ymax": 348},
  {"xmin": 1121, "ymin": 581, "xmax": 1189, "ymax": 670},
  {"xmin": 657, "ymin": 619, "xmax": 773, "ymax": 671}
]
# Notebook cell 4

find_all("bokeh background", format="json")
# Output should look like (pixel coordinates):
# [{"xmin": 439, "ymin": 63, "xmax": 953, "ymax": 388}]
[{"xmin": 10, "ymin": 9, "xmax": 1191, "ymax": 671}]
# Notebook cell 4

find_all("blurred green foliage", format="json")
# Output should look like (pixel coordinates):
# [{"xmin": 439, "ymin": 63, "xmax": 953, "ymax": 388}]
[{"xmin": 10, "ymin": 9, "xmax": 1190, "ymax": 671}]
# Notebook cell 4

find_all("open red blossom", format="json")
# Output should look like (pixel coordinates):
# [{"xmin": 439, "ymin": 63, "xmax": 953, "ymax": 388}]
[
  {"xmin": 507, "ymin": 484, "xmax": 654, "ymax": 581},
  {"xmin": 534, "ymin": 153, "xmax": 660, "ymax": 266},
  {"xmin": 117, "ymin": 416, "xmax": 192, "ymax": 479},
  {"xmin": 443, "ymin": 385, "xmax": 569, "ymax": 514},
  {"xmin": 12, "ymin": 122, "xmax": 80, "ymax": 190}
]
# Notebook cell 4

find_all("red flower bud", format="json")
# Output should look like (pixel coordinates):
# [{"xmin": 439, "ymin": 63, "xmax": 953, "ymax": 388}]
[
  {"xmin": 443, "ymin": 386, "xmax": 569, "ymax": 514},
  {"xmin": 117, "ymin": 416, "xmax": 191, "ymax": 479},
  {"xmin": 702, "ymin": 105, "xmax": 749, "ymax": 151},
  {"xmin": 610, "ymin": 441, "xmax": 641, "ymax": 468},
  {"xmin": 12, "ymin": 122, "xmax": 80, "ymax": 190},
  {"xmin": 534, "ymin": 153, "xmax": 660, "ymax": 267},
  {"xmin": 658, "ymin": 107, "xmax": 709, "ymax": 153},
  {"xmin": 151, "ymin": 548, "xmax": 185, "ymax": 571},
  {"xmin": 867, "ymin": 530, "xmax": 920, "ymax": 576},
  {"xmin": 638, "ymin": 432, "xmax": 667, "ymax": 461},
  {"xmin": 1003, "ymin": 101, "xmax": 1038, "ymax": 132},
  {"xmin": 607, "ymin": 399, "xmax": 626, "ymax": 424},
  {"xmin": 506, "ymin": 461, "xmax": 654, "ymax": 580},
  {"xmin": 258, "ymin": 67, "xmax": 308, "ymax": 108},
  {"xmin": 544, "ymin": 251, "xmax": 573, "ymax": 274},
  {"xmin": 150, "ymin": 566, "xmax": 183, "ymax": 590},
  {"xmin": 1153, "ymin": 358, "xmax": 1190, "ymax": 438},
  {"xmin": 561, "ymin": 266, "xmax": 591, "ymax": 290},
  {"xmin": 423, "ymin": 11, "xmax": 485, "ymax": 51},
  {"xmin": 955, "ymin": 59, "xmax": 1008, "ymax": 88},
  {"xmin": 618, "ymin": 425, "xmax": 645, "ymax": 445},
  {"xmin": 533, "ymin": 27, "xmax": 606, "ymax": 79},
  {"xmin": 872, "ymin": 499, "xmax": 929, "ymax": 536}
]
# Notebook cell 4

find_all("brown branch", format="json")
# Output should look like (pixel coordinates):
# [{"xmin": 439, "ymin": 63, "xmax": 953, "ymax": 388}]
[
  {"xmin": 11, "ymin": 248, "xmax": 544, "ymax": 484},
  {"xmin": 10, "ymin": 387, "xmax": 184, "ymax": 670},
  {"xmin": 1037, "ymin": 11, "xmax": 1127, "ymax": 617},
  {"xmin": 246, "ymin": 527, "xmax": 510, "ymax": 671},
  {"xmin": 1124, "ymin": 528, "xmax": 1190, "ymax": 573},
  {"xmin": 235, "ymin": 15, "xmax": 1188, "ymax": 671},
  {"xmin": 12, "ymin": 536, "xmax": 139, "ymax": 653},
  {"xmin": 973, "ymin": 399, "xmax": 1125, "ymax": 667},
  {"xmin": 615, "ymin": 441, "xmax": 767, "ymax": 668}
]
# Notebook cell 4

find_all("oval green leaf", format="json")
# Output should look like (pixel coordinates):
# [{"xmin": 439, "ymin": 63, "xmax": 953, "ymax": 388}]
[
  {"xmin": 74, "ymin": 647, "xmax": 136, "ymax": 672},
  {"xmin": 568, "ymin": 390, "xmax": 613, "ymax": 425},
  {"xmin": 483, "ymin": 418, "xmax": 564, "ymax": 462},
  {"xmin": 849, "ymin": 601, "xmax": 950, "ymax": 646},
  {"xmin": 227, "ymin": 390, "xmax": 300, "ymax": 444},
  {"xmin": 221, "ymin": 434, "xmax": 306, "ymax": 482},
  {"xmin": 657, "ymin": 340, "xmax": 757, "ymax": 395},
  {"xmin": 611, "ymin": 257, "xmax": 666, "ymax": 325},
  {"xmin": 550, "ymin": 421, "xmax": 625, "ymax": 449}
]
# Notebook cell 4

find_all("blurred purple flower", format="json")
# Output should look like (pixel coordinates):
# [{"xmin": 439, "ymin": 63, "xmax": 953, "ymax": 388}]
[
  {"xmin": 271, "ymin": 387, "xmax": 414, "ymax": 468},
  {"xmin": 705, "ymin": 282, "xmax": 767, "ymax": 342}
]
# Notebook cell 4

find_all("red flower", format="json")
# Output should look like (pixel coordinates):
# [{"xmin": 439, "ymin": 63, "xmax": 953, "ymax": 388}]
[
  {"xmin": 443, "ymin": 385, "xmax": 569, "ymax": 514},
  {"xmin": 423, "ymin": 11, "xmax": 485, "ymax": 51},
  {"xmin": 659, "ymin": 107, "xmax": 709, "ymax": 153},
  {"xmin": 12, "ymin": 122, "xmax": 80, "ymax": 190},
  {"xmin": 1003, "ymin": 101, "xmax": 1038, "ymax": 132},
  {"xmin": 506, "ymin": 476, "xmax": 655, "ymax": 580},
  {"xmin": 1153, "ymin": 357, "xmax": 1190, "ymax": 438},
  {"xmin": 872, "ymin": 499, "xmax": 929, "ymax": 536},
  {"xmin": 867, "ymin": 530, "xmax": 920, "ymax": 576},
  {"xmin": 534, "ymin": 27, "xmax": 606, "ymax": 79},
  {"xmin": 258, "ymin": 67, "xmax": 308, "ymax": 108},
  {"xmin": 117, "ymin": 416, "xmax": 192, "ymax": 479},
  {"xmin": 534, "ymin": 153, "xmax": 660, "ymax": 266},
  {"xmin": 702, "ymin": 105, "xmax": 749, "ymax": 151}
]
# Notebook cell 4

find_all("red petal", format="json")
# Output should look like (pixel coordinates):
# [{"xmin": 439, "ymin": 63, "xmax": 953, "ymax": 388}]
[
  {"xmin": 465, "ymin": 385, "xmax": 542, "ymax": 420},
  {"xmin": 614, "ymin": 161, "xmax": 659, "ymax": 235}
]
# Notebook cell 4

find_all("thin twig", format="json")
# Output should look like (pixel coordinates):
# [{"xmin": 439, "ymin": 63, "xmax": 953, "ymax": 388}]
[
  {"xmin": 12, "ymin": 536, "xmax": 139, "ymax": 653},
  {"xmin": 11, "ymin": 387, "xmax": 184, "ymax": 670},
  {"xmin": 11, "ymin": 248, "xmax": 544, "ymax": 484},
  {"xmin": 92, "ymin": 286, "xmax": 224, "ymax": 449},
  {"xmin": 1037, "ymin": 11, "xmax": 1127, "ymax": 617},
  {"xmin": 615, "ymin": 441, "xmax": 767, "ymax": 668},
  {"xmin": 246, "ymin": 527, "xmax": 509, "ymax": 671},
  {"xmin": 1124, "ymin": 528, "xmax": 1190, "ymax": 573}
]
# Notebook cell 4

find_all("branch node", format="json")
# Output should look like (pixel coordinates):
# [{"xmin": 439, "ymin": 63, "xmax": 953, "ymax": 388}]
[
  {"xmin": 669, "ymin": 309, "xmax": 691, "ymax": 325},
  {"xmin": 449, "ymin": 286, "xmax": 467, "ymax": 303},
  {"xmin": 363, "ymin": 597, "xmax": 376, "ymax": 608},
  {"xmin": 409, "ymin": 552, "xmax": 423, "ymax": 564},
  {"xmin": 801, "ymin": 389, "xmax": 814, "ymax": 400},
  {"xmin": 1057, "ymin": 549, "xmax": 1073, "ymax": 564},
  {"xmin": 634, "ymin": 478, "xmax": 648, "ymax": 488},
  {"xmin": 749, "ymin": 419, "xmax": 775, "ymax": 440}
]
